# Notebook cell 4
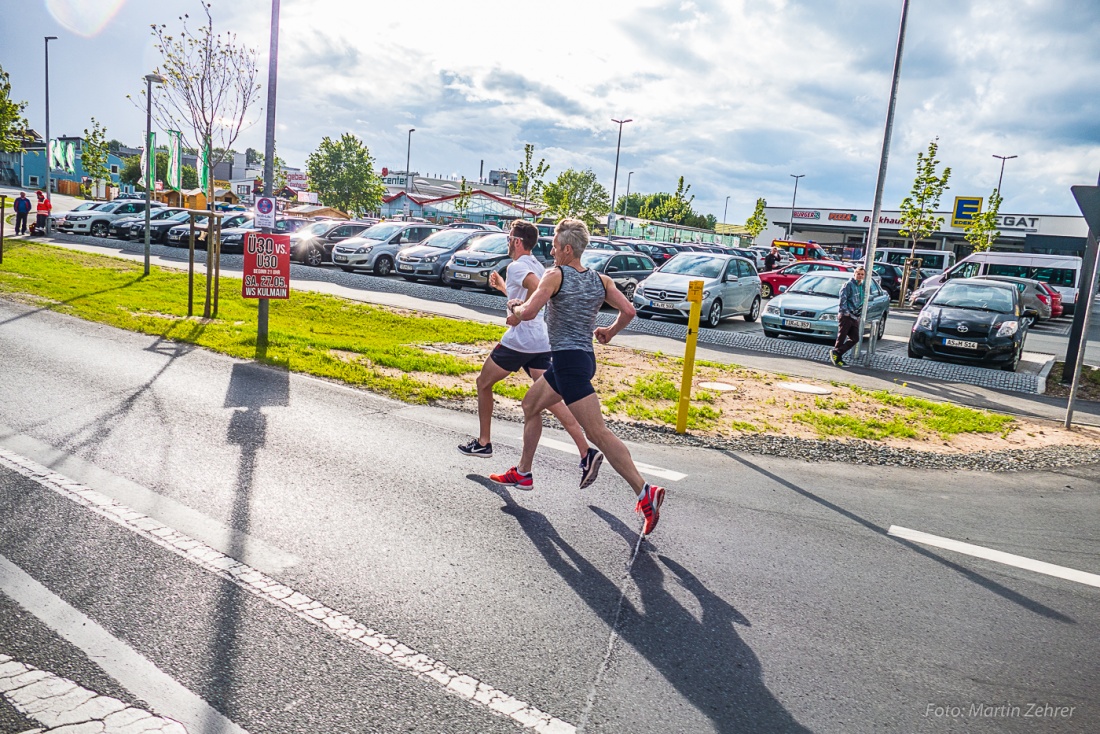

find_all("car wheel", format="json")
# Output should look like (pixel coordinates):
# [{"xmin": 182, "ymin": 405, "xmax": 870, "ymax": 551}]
[
  {"xmin": 623, "ymin": 283, "xmax": 636, "ymax": 301},
  {"xmin": 305, "ymin": 246, "xmax": 324, "ymax": 267},
  {"xmin": 374, "ymin": 256, "xmax": 393, "ymax": 276},
  {"xmin": 876, "ymin": 314, "xmax": 887, "ymax": 339},
  {"xmin": 744, "ymin": 297, "xmax": 761, "ymax": 322},
  {"xmin": 907, "ymin": 343, "xmax": 921, "ymax": 359},
  {"xmin": 705, "ymin": 300, "xmax": 722, "ymax": 328},
  {"xmin": 760, "ymin": 282, "xmax": 773, "ymax": 299},
  {"xmin": 90, "ymin": 221, "xmax": 109, "ymax": 238},
  {"xmin": 1002, "ymin": 347, "xmax": 1021, "ymax": 372}
]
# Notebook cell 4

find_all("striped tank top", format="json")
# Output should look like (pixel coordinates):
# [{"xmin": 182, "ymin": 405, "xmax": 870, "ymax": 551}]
[{"xmin": 545, "ymin": 266, "xmax": 607, "ymax": 352}]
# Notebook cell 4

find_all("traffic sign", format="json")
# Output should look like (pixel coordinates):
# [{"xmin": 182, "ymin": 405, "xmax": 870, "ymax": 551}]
[
  {"xmin": 1071, "ymin": 185, "xmax": 1100, "ymax": 233},
  {"xmin": 242, "ymin": 232, "xmax": 291, "ymax": 300},
  {"xmin": 255, "ymin": 196, "xmax": 276, "ymax": 229}
]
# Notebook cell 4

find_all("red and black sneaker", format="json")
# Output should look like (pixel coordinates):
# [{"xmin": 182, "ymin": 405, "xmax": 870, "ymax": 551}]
[
  {"xmin": 489, "ymin": 466, "xmax": 533, "ymax": 490},
  {"xmin": 635, "ymin": 484, "xmax": 666, "ymax": 535}
]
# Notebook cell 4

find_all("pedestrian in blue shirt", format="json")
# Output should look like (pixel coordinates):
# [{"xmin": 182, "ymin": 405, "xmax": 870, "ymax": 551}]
[
  {"xmin": 831, "ymin": 266, "xmax": 866, "ymax": 367},
  {"xmin": 13, "ymin": 192, "xmax": 31, "ymax": 235}
]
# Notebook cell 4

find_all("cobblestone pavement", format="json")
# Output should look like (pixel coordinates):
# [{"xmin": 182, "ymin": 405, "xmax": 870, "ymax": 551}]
[
  {"xmin": 24, "ymin": 234, "xmax": 1051, "ymax": 394},
  {"xmin": 0, "ymin": 654, "xmax": 186, "ymax": 733}
]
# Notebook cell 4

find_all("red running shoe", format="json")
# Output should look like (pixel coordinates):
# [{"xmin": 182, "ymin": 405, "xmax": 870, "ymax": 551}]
[
  {"xmin": 490, "ymin": 466, "xmax": 533, "ymax": 490},
  {"xmin": 636, "ymin": 484, "xmax": 666, "ymax": 535}
]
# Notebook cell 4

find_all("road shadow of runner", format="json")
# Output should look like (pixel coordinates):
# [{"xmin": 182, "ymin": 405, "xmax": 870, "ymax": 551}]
[{"xmin": 471, "ymin": 474, "xmax": 810, "ymax": 733}]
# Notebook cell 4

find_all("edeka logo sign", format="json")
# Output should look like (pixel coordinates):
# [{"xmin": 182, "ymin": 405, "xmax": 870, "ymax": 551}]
[
  {"xmin": 792, "ymin": 210, "xmax": 820, "ymax": 219},
  {"xmin": 951, "ymin": 196, "xmax": 983, "ymax": 227},
  {"xmin": 828, "ymin": 212, "xmax": 857, "ymax": 222},
  {"xmin": 243, "ymin": 232, "xmax": 291, "ymax": 299}
]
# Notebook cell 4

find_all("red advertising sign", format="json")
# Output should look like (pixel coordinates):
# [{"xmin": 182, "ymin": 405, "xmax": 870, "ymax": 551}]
[{"xmin": 242, "ymin": 232, "xmax": 291, "ymax": 299}]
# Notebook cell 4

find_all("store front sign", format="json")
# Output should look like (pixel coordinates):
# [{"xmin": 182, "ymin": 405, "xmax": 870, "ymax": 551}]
[
  {"xmin": 828, "ymin": 212, "xmax": 857, "ymax": 222},
  {"xmin": 792, "ymin": 210, "xmax": 820, "ymax": 219}
]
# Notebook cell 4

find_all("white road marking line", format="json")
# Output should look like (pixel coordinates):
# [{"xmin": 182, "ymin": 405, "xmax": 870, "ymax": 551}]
[
  {"xmin": 888, "ymin": 525, "xmax": 1100, "ymax": 589},
  {"xmin": 0, "ymin": 447, "xmax": 576, "ymax": 734},
  {"xmin": 0, "ymin": 558, "xmax": 245, "ymax": 733},
  {"xmin": 538, "ymin": 438, "xmax": 686, "ymax": 482}
]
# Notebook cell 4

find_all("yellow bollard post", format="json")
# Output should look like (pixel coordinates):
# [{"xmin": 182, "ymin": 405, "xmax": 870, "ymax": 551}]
[{"xmin": 676, "ymin": 279, "xmax": 705, "ymax": 433}]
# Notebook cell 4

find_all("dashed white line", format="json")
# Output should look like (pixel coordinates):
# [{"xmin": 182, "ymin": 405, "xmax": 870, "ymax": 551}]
[
  {"xmin": 888, "ymin": 525, "xmax": 1100, "ymax": 589},
  {"xmin": 0, "ymin": 447, "xmax": 576, "ymax": 734},
  {"xmin": 538, "ymin": 438, "xmax": 687, "ymax": 482}
]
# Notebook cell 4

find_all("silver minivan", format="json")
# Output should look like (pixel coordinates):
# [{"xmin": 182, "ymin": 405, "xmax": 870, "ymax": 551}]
[
  {"xmin": 633, "ymin": 253, "xmax": 762, "ymax": 327},
  {"xmin": 331, "ymin": 222, "xmax": 442, "ymax": 276}
]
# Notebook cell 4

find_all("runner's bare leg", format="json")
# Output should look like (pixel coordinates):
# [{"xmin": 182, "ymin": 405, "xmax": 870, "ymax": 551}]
[
  {"xmin": 530, "ymin": 368, "xmax": 589, "ymax": 457},
  {"xmin": 475, "ymin": 356, "xmax": 511, "ymax": 446},
  {"xmin": 564, "ymin": 393, "xmax": 646, "ymax": 496},
  {"xmin": 516, "ymin": 378, "xmax": 566, "ymax": 474}
]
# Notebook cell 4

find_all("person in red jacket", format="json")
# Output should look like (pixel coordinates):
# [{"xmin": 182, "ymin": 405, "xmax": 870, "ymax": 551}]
[{"xmin": 34, "ymin": 190, "xmax": 52, "ymax": 234}]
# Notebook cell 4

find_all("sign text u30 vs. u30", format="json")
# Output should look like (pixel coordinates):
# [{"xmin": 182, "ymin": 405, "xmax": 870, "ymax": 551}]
[{"xmin": 242, "ymin": 232, "xmax": 291, "ymax": 299}]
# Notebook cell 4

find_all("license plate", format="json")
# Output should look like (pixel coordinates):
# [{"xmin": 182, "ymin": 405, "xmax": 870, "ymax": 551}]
[
  {"xmin": 652, "ymin": 301, "xmax": 678, "ymax": 309},
  {"xmin": 944, "ymin": 338, "xmax": 978, "ymax": 349},
  {"xmin": 333, "ymin": 254, "xmax": 348, "ymax": 262},
  {"xmin": 454, "ymin": 272, "xmax": 470, "ymax": 280},
  {"xmin": 783, "ymin": 319, "xmax": 812, "ymax": 329},
  {"xmin": 397, "ymin": 264, "xmax": 413, "ymax": 272}
]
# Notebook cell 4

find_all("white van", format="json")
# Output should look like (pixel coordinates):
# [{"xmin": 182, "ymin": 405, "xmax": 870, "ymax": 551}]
[
  {"xmin": 873, "ymin": 247, "xmax": 956, "ymax": 274},
  {"xmin": 922, "ymin": 252, "xmax": 1083, "ymax": 313}
]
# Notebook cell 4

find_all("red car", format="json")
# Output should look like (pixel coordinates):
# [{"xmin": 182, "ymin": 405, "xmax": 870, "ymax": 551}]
[
  {"xmin": 1038, "ymin": 282, "xmax": 1064, "ymax": 318},
  {"xmin": 759, "ymin": 260, "xmax": 857, "ymax": 299}
]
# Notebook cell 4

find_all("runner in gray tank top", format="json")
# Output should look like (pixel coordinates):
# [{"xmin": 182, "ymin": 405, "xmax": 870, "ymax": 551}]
[{"xmin": 489, "ymin": 218, "xmax": 668, "ymax": 536}]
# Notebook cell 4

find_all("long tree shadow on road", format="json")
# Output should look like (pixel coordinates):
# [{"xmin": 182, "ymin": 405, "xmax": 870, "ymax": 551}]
[{"xmin": 472, "ymin": 475, "xmax": 811, "ymax": 733}]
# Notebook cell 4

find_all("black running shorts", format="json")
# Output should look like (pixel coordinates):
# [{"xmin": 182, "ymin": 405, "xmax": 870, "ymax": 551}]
[
  {"xmin": 542, "ymin": 349, "xmax": 597, "ymax": 405},
  {"xmin": 490, "ymin": 343, "xmax": 552, "ymax": 375}
]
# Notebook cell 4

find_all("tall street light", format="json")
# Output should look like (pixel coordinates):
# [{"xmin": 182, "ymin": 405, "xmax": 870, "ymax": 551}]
[
  {"xmin": 993, "ymin": 154, "xmax": 1017, "ymax": 196},
  {"xmin": 143, "ymin": 73, "xmax": 165, "ymax": 276},
  {"xmin": 787, "ymin": 174, "xmax": 805, "ymax": 239},
  {"xmin": 404, "ymin": 128, "xmax": 415, "ymax": 220},
  {"xmin": 723, "ymin": 195, "xmax": 731, "ymax": 224},
  {"xmin": 608, "ymin": 117, "xmax": 632, "ymax": 240},
  {"xmin": 624, "ymin": 171, "xmax": 634, "ymax": 209},
  {"xmin": 43, "ymin": 36, "xmax": 57, "ymax": 235}
]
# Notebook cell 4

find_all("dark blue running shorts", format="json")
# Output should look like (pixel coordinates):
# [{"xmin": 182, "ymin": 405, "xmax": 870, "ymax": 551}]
[
  {"xmin": 490, "ymin": 343, "xmax": 552, "ymax": 375},
  {"xmin": 542, "ymin": 349, "xmax": 597, "ymax": 405}
]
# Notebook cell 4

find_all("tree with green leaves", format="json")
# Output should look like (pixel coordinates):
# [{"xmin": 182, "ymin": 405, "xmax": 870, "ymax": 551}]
[
  {"xmin": 80, "ymin": 118, "xmax": 111, "ymax": 199},
  {"xmin": 121, "ymin": 153, "xmax": 167, "ymax": 188},
  {"xmin": 0, "ymin": 64, "xmax": 29, "ymax": 154},
  {"xmin": 964, "ymin": 189, "xmax": 1002, "ymax": 254},
  {"xmin": 454, "ymin": 176, "xmax": 472, "ymax": 220},
  {"xmin": 898, "ymin": 138, "xmax": 952, "ymax": 256},
  {"xmin": 640, "ymin": 177, "xmax": 695, "ymax": 224},
  {"xmin": 542, "ymin": 168, "xmax": 609, "ymax": 229},
  {"xmin": 744, "ymin": 197, "xmax": 768, "ymax": 241},
  {"xmin": 306, "ymin": 133, "xmax": 386, "ymax": 216},
  {"xmin": 509, "ymin": 143, "xmax": 550, "ymax": 212},
  {"xmin": 615, "ymin": 192, "xmax": 645, "ymax": 217}
]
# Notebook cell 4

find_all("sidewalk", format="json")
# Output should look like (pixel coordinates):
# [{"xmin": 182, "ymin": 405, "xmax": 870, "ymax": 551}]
[{"xmin": 8, "ymin": 229, "xmax": 1100, "ymax": 428}]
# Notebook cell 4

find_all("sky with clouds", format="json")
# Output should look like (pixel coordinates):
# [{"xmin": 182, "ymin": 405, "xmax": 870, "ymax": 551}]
[{"xmin": 3, "ymin": 0, "xmax": 1098, "ymax": 222}]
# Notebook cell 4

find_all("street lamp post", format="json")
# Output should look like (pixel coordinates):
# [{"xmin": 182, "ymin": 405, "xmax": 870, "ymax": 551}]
[
  {"xmin": 723, "ymin": 195, "xmax": 731, "ymax": 224},
  {"xmin": 143, "ymin": 73, "xmax": 165, "ymax": 276},
  {"xmin": 404, "ymin": 128, "xmax": 415, "ymax": 220},
  {"xmin": 608, "ymin": 117, "xmax": 632, "ymax": 240},
  {"xmin": 625, "ymin": 171, "xmax": 634, "ymax": 207},
  {"xmin": 43, "ymin": 36, "xmax": 57, "ymax": 235},
  {"xmin": 993, "ymin": 154, "xmax": 1017, "ymax": 196},
  {"xmin": 786, "ymin": 174, "xmax": 804, "ymax": 239}
]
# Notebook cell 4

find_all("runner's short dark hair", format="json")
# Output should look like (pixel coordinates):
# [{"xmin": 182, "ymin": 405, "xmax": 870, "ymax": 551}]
[{"xmin": 510, "ymin": 220, "xmax": 538, "ymax": 250}]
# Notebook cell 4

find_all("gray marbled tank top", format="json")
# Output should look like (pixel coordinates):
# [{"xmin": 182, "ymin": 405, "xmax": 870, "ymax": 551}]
[{"xmin": 545, "ymin": 266, "xmax": 607, "ymax": 352}]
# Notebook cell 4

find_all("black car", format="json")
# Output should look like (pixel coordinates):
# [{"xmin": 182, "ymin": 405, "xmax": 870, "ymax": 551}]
[
  {"xmin": 110, "ymin": 207, "xmax": 187, "ymax": 239},
  {"xmin": 163, "ymin": 212, "xmax": 254, "ymax": 249},
  {"xmin": 133, "ymin": 210, "xmax": 194, "ymax": 244},
  {"xmin": 908, "ymin": 279, "xmax": 1034, "ymax": 372},
  {"xmin": 623, "ymin": 241, "xmax": 677, "ymax": 266},
  {"xmin": 587, "ymin": 237, "xmax": 634, "ymax": 252},
  {"xmin": 219, "ymin": 217, "xmax": 310, "ymax": 254},
  {"xmin": 290, "ymin": 220, "xmax": 376, "ymax": 266},
  {"xmin": 872, "ymin": 261, "xmax": 926, "ymax": 301},
  {"xmin": 580, "ymin": 249, "xmax": 657, "ymax": 300}
]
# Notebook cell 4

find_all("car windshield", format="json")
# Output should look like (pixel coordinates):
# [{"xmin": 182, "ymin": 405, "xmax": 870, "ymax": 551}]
[
  {"xmin": 421, "ymin": 229, "xmax": 474, "ymax": 249},
  {"xmin": 300, "ymin": 221, "xmax": 333, "ymax": 236},
  {"xmin": 659, "ymin": 254, "xmax": 725, "ymax": 278},
  {"xmin": 151, "ymin": 209, "xmax": 182, "ymax": 220},
  {"xmin": 788, "ymin": 275, "xmax": 845, "ymax": 297},
  {"xmin": 359, "ymin": 222, "xmax": 405, "ymax": 241},
  {"xmin": 464, "ymin": 234, "xmax": 509, "ymax": 254},
  {"xmin": 581, "ymin": 251, "xmax": 613, "ymax": 268},
  {"xmin": 930, "ymin": 282, "xmax": 1015, "ymax": 313},
  {"xmin": 71, "ymin": 202, "xmax": 98, "ymax": 212}
]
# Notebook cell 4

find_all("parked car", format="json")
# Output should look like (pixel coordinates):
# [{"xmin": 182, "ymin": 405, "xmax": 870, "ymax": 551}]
[
  {"xmin": 219, "ymin": 217, "xmax": 310, "ymax": 254},
  {"xmin": 58, "ymin": 199, "xmax": 165, "ymax": 237},
  {"xmin": 394, "ymin": 228, "xmax": 485, "ymax": 283},
  {"xmin": 728, "ymin": 246, "xmax": 766, "ymax": 271},
  {"xmin": 580, "ymin": 250, "xmax": 657, "ymax": 300},
  {"xmin": 871, "ymin": 261, "xmax": 929, "ymax": 301},
  {"xmin": 918, "ymin": 252, "xmax": 1082, "ymax": 314},
  {"xmin": 331, "ymin": 222, "xmax": 442, "ymax": 275},
  {"xmin": 51, "ymin": 201, "xmax": 109, "ymax": 229},
  {"xmin": 971, "ymin": 275, "xmax": 1052, "ymax": 323},
  {"xmin": 633, "ymin": 252, "xmax": 761, "ymax": 327},
  {"xmin": 162, "ymin": 212, "xmax": 254, "ymax": 249},
  {"xmin": 626, "ymin": 242, "xmax": 678, "ymax": 266},
  {"xmin": 441, "ymin": 233, "xmax": 548, "ymax": 291},
  {"xmin": 759, "ymin": 260, "xmax": 857, "ymax": 299},
  {"xmin": 1038, "ymin": 282, "xmax": 1064, "ymax": 318},
  {"xmin": 290, "ymin": 220, "xmax": 376, "ymax": 266},
  {"xmin": 113, "ymin": 191, "xmax": 145, "ymax": 200},
  {"xmin": 446, "ymin": 222, "xmax": 503, "ymax": 232},
  {"xmin": 908, "ymin": 279, "xmax": 1031, "ymax": 372},
  {"xmin": 587, "ymin": 237, "xmax": 635, "ymax": 252},
  {"xmin": 761, "ymin": 271, "xmax": 891, "ymax": 341},
  {"xmin": 110, "ymin": 207, "xmax": 188, "ymax": 240},
  {"xmin": 873, "ymin": 246, "xmax": 956, "ymax": 275}
]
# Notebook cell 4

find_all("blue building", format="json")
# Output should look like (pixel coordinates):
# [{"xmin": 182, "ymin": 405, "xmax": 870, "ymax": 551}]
[{"xmin": 0, "ymin": 130, "xmax": 125, "ymax": 193}]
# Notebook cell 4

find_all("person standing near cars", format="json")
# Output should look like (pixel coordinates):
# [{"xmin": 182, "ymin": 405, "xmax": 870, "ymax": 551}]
[
  {"xmin": 459, "ymin": 221, "xmax": 603, "ymax": 489},
  {"xmin": 493, "ymin": 219, "xmax": 667, "ymax": 536},
  {"xmin": 831, "ymin": 266, "xmax": 866, "ymax": 367},
  {"xmin": 34, "ymin": 190, "xmax": 52, "ymax": 234},
  {"xmin": 13, "ymin": 192, "xmax": 31, "ymax": 235},
  {"xmin": 764, "ymin": 246, "xmax": 779, "ymax": 272}
]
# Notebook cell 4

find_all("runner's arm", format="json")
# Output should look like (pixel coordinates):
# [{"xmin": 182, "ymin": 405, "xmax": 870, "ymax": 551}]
[
  {"xmin": 506, "ymin": 268, "xmax": 562, "ymax": 326},
  {"xmin": 594, "ymin": 273, "xmax": 636, "ymax": 344}
]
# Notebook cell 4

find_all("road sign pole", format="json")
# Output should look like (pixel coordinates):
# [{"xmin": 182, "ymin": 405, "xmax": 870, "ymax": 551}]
[
  {"xmin": 1, "ymin": 195, "xmax": 6, "ymax": 265},
  {"xmin": 258, "ymin": 0, "xmax": 281, "ymax": 350},
  {"xmin": 676, "ymin": 280, "xmax": 705, "ymax": 434}
]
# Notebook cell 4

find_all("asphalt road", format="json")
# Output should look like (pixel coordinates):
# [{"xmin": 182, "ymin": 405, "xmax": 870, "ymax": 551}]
[{"xmin": 1, "ymin": 299, "xmax": 1098, "ymax": 733}]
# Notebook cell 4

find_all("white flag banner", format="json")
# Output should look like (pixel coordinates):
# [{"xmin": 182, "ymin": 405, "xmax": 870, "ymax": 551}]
[
  {"xmin": 167, "ymin": 130, "xmax": 182, "ymax": 191},
  {"xmin": 139, "ymin": 146, "xmax": 146, "ymax": 187}
]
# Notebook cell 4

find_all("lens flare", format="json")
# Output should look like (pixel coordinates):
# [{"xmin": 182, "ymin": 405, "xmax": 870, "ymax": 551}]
[{"xmin": 46, "ymin": 0, "xmax": 126, "ymax": 38}]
